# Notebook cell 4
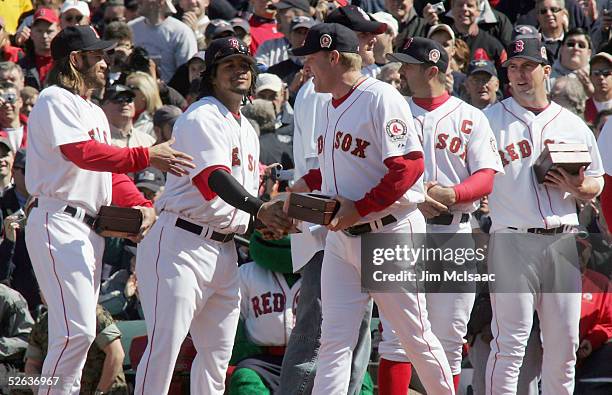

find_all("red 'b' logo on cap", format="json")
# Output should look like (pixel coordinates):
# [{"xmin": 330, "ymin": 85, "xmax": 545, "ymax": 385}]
[
  {"xmin": 229, "ymin": 38, "xmax": 240, "ymax": 49},
  {"xmin": 514, "ymin": 40, "xmax": 525, "ymax": 53}
]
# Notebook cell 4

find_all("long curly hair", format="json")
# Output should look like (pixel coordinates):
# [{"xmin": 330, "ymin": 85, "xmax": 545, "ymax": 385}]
[{"xmin": 197, "ymin": 59, "xmax": 259, "ymax": 104}]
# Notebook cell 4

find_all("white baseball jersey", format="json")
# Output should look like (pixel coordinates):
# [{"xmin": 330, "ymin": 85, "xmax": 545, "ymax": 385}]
[
  {"xmin": 486, "ymin": 97, "xmax": 604, "ymax": 231},
  {"xmin": 156, "ymin": 96, "xmax": 260, "ymax": 234},
  {"xmin": 316, "ymin": 77, "xmax": 424, "ymax": 222},
  {"xmin": 597, "ymin": 117, "xmax": 612, "ymax": 175},
  {"xmin": 409, "ymin": 96, "xmax": 504, "ymax": 213},
  {"xmin": 26, "ymin": 85, "xmax": 112, "ymax": 214},
  {"xmin": 239, "ymin": 262, "xmax": 301, "ymax": 346}
]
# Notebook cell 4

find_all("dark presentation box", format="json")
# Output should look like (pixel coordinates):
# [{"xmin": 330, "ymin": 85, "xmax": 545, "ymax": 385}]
[
  {"xmin": 287, "ymin": 193, "xmax": 339, "ymax": 225},
  {"xmin": 533, "ymin": 143, "xmax": 591, "ymax": 183},
  {"xmin": 95, "ymin": 206, "xmax": 143, "ymax": 238}
]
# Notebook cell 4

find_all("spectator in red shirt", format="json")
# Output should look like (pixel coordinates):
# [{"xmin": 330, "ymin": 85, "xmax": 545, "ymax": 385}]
[
  {"xmin": 18, "ymin": 8, "xmax": 59, "ymax": 91},
  {"xmin": 248, "ymin": 0, "xmax": 284, "ymax": 54},
  {"xmin": 574, "ymin": 238, "xmax": 612, "ymax": 395},
  {"xmin": 585, "ymin": 52, "xmax": 612, "ymax": 125},
  {"xmin": 0, "ymin": 17, "xmax": 24, "ymax": 63}
]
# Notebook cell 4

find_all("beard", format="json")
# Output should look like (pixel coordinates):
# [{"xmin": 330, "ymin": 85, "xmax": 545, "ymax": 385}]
[{"xmin": 79, "ymin": 57, "xmax": 106, "ymax": 90}]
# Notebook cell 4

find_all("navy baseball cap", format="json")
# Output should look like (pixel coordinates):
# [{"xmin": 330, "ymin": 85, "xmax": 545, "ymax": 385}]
[
  {"xmin": 467, "ymin": 59, "xmax": 497, "ymax": 77},
  {"xmin": 503, "ymin": 37, "xmax": 548, "ymax": 67},
  {"xmin": 291, "ymin": 15, "xmax": 317, "ymax": 31},
  {"xmin": 386, "ymin": 37, "xmax": 449, "ymax": 73},
  {"xmin": 291, "ymin": 23, "xmax": 359, "ymax": 56},
  {"xmin": 273, "ymin": 0, "xmax": 311, "ymax": 13},
  {"xmin": 103, "ymin": 83, "xmax": 135, "ymax": 102},
  {"xmin": 51, "ymin": 25, "xmax": 115, "ymax": 61},
  {"xmin": 205, "ymin": 37, "xmax": 254, "ymax": 70},
  {"xmin": 205, "ymin": 19, "xmax": 235, "ymax": 40},
  {"xmin": 325, "ymin": 5, "xmax": 387, "ymax": 34},
  {"xmin": 134, "ymin": 167, "xmax": 165, "ymax": 192}
]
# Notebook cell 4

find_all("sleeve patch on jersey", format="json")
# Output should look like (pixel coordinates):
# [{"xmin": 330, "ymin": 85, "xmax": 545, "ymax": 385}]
[
  {"xmin": 490, "ymin": 136, "xmax": 497, "ymax": 153},
  {"xmin": 385, "ymin": 119, "xmax": 408, "ymax": 142}
]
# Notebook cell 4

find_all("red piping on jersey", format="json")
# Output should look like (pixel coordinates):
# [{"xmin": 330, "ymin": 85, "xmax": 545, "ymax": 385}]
[
  {"xmin": 430, "ymin": 100, "xmax": 463, "ymax": 181},
  {"xmin": 328, "ymin": 79, "xmax": 379, "ymax": 195},
  {"xmin": 331, "ymin": 78, "xmax": 368, "ymax": 108},
  {"xmin": 500, "ymin": 101, "xmax": 548, "ymax": 228},
  {"xmin": 539, "ymin": 108, "xmax": 563, "ymax": 218},
  {"xmin": 271, "ymin": 273, "xmax": 288, "ymax": 345},
  {"xmin": 408, "ymin": 218, "xmax": 455, "ymax": 394},
  {"xmin": 140, "ymin": 226, "xmax": 164, "ymax": 395},
  {"xmin": 489, "ymin": 292, "xmax": 501, "ymax": 395},
  {"xmin": 412, "ymin": 91, "xmax": 451, "ymax": 112},
  {"xmin": 45, "ymin": 212, "xmax": 70, "ymax": 395}
]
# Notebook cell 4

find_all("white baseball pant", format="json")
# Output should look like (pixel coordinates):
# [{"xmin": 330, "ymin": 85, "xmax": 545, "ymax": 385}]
[
  {"xmin": 134, "ymin": 211, "xmax": 241, "ymax": 395},
  {"xmin": 26, "ymin": 197, "xmax": 104, "ymax": 395},
  {"xmin": 378, "ymin": 221, "xmax": 475, "ymax": 375},
  {"xmin": 312, "ymin": 210, "xmax": 455, "ymax": 394},
  {"xmin": 485, "ymin": 229, "xmax": 581, "ymax": 395}
]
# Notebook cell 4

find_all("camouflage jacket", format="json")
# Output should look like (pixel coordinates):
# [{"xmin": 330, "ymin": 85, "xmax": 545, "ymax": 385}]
[
  {"xmin": 0, "ymin": 284, "xmax": 33, "ymax": 362},
  {"xmin": 24, "ymin": 305, "xmax": 128, "ymax": 395}
]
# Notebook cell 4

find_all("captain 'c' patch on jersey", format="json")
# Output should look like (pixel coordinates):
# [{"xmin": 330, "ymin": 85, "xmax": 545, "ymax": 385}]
[{"xmin": 385, "ymin": 119, "xmax": 408, "ymax": 142}]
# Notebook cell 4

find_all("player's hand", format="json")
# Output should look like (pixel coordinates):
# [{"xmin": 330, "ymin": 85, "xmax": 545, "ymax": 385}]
[
  {"xmin": 130, "ymin": 206, "xmax": 156, "ymax": 243},
  {"xmin": 427, "ymin": 184, "xmax": 457, "ymax": 207},
  {"xmin": 422, "ymin": 3, "xmax": 440, "ymax": 25},
  {"xmin": 544, "ymin": 167, "xmax": 594, "ymax": 200},
  {"xmin": 257, "ymin": 200, "xmax": 294, "ymax": 238},
  {"xmin": 149, "ymin": 138, "xmax": 195, "ymax": 176},
  {"xmin": 577, "ymin": 339, "xmax": 593, "ymax": 359},
  {"xmin": 327, "ymin": 195, "xmax": 361, "ymax": 231},
  {"xmin": 418, "ymin": 195, "xmax": 449, "ymax": 218}
]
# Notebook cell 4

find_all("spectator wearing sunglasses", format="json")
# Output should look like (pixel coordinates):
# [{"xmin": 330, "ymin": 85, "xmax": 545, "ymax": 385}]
[
  {"xmin": 102, "ymin": 84, "xmax": 156, "ymax": 148},
  {"xmin": 585, "ymin": 52, "xmax": 612, "ymax": 125},
  {"xmin": 550, "ymin": 28, "xmax": 592, "ymax": 93},
  {"xmin": 0, "ymin": 82, "xmax": 27, "ymax": 152},
  {"xmin": 59, "ymin": 0, "xmax": 91, "ymax": 29},
  {"xmin": 534, "ymin": 0, "xmax": 568, "ymax": 60}
]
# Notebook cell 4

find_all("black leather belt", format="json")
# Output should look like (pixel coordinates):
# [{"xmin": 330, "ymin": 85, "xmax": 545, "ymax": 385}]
[
  {"xmin": 175, "ymin": 217, "xmax": 235, "ymax": 243},
  {"xmin": 508, "ymin": 226, "xmax": 567, "ymax": 235},
  {"xmin": 32, "ymin": 199, "xmax": 97, "ymax": 229},
  {"xmin": 345, "ymin": 215, "xmax": 396, "ymax": 236},
  {"xmin": 427, "ymin": 213, "xmax": 470, "ymax": 225}
]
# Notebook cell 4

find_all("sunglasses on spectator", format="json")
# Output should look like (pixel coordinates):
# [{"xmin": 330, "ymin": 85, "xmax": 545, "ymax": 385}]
[
  {"xmin": 591, "ymin": 69, "xmax": 612, "ymax": 77},
  {"xmin": 0, "ymin": 93, "xmax": 17, "ymax": 105},
  {"xmin": 63, "ymin": 14, "xmax": 84, "ymax": 23},
  {"xmin": 538, "ymin": 7, "xmax": 562, "ymax": 15},
  {"xmin": 111, "ymin": 96, "xmax": 134, "ymax": 104},
  {"xmin": 564, "ymin": 41, "xmax": 589, "ymax": 49}
]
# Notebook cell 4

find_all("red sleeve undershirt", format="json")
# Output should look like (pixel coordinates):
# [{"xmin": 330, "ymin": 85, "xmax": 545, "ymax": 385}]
[
  {"xmin": 601, "ymin": 174, "xmax": 612, "ymax": 229},
  {"xmin": 355, "ymin": 152, "xmax": 424, "ymax": 217},
  {"xmin": 192, "ymin": 165, "xmax": 231, "ymax": 201},
  {"xmin": 59, "ymin": 140, "xmax": 150, "ymax": 174},
  {"xmin": 303, "ymin": 168, "xmax": 323, "ymax": 191},
  {"xmin": 111, "ymin": 173, "xmax": 153, "ymax": 208},
  {"xmin": 452, "ymin": 169, "xmax": 496, "ymax": 204}
]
